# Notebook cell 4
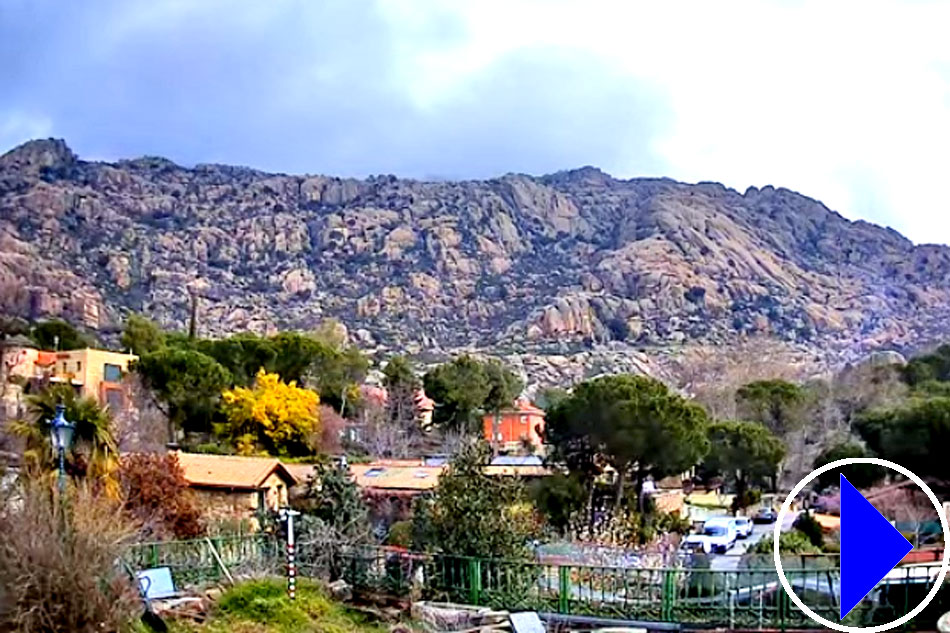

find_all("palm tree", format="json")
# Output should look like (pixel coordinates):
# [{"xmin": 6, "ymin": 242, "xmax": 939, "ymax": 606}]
[{"xmin": 10, "ymin": 384, "xmax": 119, "ymax": 494}]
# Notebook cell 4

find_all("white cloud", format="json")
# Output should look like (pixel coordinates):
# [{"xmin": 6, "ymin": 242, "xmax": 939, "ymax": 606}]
[
  {"xmin": 3, "ymin": 0, "xmax": 949, "ymax": 244},
  {"xmin": 378, "ymin": 0, "xmax": 950, "ymax": 244},
  {"xmin": 0, "ymin": 112, "xmax": 53, "ymax": 153}
]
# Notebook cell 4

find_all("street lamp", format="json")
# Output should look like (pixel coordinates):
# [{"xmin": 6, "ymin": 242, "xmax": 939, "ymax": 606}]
[{"xmin": 49, "ymin": 403, "xmax": 75, "ymax": 494}]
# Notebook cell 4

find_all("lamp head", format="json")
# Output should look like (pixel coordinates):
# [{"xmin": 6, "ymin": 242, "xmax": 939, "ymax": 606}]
[{"xmin": 49, "ymin": 403, "xmax": 75, "ymax": 453}]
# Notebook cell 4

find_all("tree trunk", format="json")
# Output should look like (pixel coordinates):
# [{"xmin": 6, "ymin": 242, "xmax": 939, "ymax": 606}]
[
  {"xmin": 339, "ymin": 387, "xmax": 347, "ymax": 417},
  {"xmin": 586, "ymin": 480, "xmax": 596, "ymax": 536},
  {"xmin": 635, "ymin": 466, "xmax": 645, "ymax": 513},
  {"xmin": 188, "ymin": 293, "xmax": 199, "ymax": 340},
  {"xmin": 615, "ymin": 468, "xmax": 626, "ymax": 511},
  {"xmin": 735, "ymin": 471, "xmax": 747, "ymax": 512}
]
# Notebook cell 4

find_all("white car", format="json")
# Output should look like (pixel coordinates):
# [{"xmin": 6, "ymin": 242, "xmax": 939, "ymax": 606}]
[
  {"xmin": 702, "ymin": 518, "xmax": 738, "ymax": 553},
  {"xmin": 733, "ymin": 516, "xmax": 754, "ymax": 539},
  {"xmin": 680, "ymin": 534, "xmax": 712, "ymax": 554}
]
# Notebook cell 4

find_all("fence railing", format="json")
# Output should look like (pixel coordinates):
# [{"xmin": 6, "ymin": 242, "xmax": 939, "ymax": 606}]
[
  {"xmin": 124, "ymin": 537, "xmax": 948, "ymax": 630},
  {"xmin": 125, "ymin": 534, "xmax": 281, "ymax": 587},
  {"xmin": 338, "ymin": 547, "xmax": 947, "ymax": 630}
]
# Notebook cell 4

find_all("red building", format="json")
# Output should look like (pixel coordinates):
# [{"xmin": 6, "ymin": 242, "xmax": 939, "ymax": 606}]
[{"xmin": 482, "ymin": 398, "xmax": 545, "ymax": 453}]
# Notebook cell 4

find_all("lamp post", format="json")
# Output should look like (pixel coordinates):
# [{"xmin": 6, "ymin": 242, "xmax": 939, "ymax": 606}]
[{"xmin": 49, "ymin": 403, "xmax": 75, "ymax": 494}]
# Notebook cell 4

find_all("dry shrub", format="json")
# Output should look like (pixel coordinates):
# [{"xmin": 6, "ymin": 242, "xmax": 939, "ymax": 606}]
[
  {"xmin": 317, "ymin": 404, "xmax": 344, "ymax": 454},
  {"xmin": 119, "ymin": 452, "xmax": 205, "ymax": 539},
  {"xmin": 0, "ymin": 478, "xmax": 140, "ymax": 632}
]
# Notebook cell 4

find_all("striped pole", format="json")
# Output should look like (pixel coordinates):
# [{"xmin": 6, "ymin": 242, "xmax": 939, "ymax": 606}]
[
  {"xmin": 287, "ymin": 541, "xmax": 296, "ymax": 600},
  {"xmin": 279, "ymin": 508, "xmax": 300, "ymax": 600}
]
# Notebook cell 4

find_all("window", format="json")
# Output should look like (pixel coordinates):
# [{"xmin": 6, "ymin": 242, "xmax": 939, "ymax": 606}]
[
  {"xmin": 103, "ymin": 363, "xmax": 122, "ymax": 382},
  {"xmin": 365, "ymin": 468, "xmax": 385, "ymax": 478},
  {"xmin": 520, "ymin": 415, "xmax": 528, "ymax": 425},
  {"xmin": 76, "ymin": 361, "xmax": 82, "ymax": 372},
  {"xmin": 105, "ymin": 389, "xmax": 123, "ymax": 412}
]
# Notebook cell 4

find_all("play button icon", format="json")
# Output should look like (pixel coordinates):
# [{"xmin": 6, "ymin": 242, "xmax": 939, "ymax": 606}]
[
  {"xmin": 775, "ymin": 458, "xmax": 950, "ymax": 632},
  {"xmin": 840, "ymin": 474, "xmax": 912, "ymax": 619}
]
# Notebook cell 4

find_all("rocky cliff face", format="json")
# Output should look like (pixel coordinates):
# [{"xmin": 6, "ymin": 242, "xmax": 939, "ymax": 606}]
[{"xmin": 2, "ymin": 139, "xmax": 950, "ymax": 373}]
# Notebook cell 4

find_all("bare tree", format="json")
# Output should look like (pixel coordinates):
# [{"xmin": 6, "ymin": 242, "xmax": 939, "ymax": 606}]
[
  {"xmin": 362, "ymin": 397, "xmax": 414, "ymax": 459},
  {"xmin": 874, "ymin": 484, "xmax": 937, "ymax": 548},
  {"xmin": 432, "ymin": 427, "xmax": 468, "ymax": 458},
  {"xmin": 672, "ymin": 340, "xmax": 810, "ymax": 419}
]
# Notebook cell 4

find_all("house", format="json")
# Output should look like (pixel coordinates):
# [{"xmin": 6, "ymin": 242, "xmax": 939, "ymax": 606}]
[
  {"xmin": 650, "ymin": 474, "xmax": 688, "ymax": 516},
  {"xmin": 357, "ymin": 384, "xmax": 435, "ymax": 431},
  {"xmin": 482, "ymin": 398, "xmax": 545, "ymax": 453},
  {"xmin": 48, "ymin": 348, "xmax": 138, "ymax": 411},
  {"xmin": 348, "ymin": 459, "xmax": 446, "ymax": 532},
  {"xmin": 484, "ymin": 454, "xmax": 551, "ymax": 479},
  {"xmin": 349, "ymin": 459, "xmax": 445, "ymax": 497},
  {"xmin": 416, "ymin": 390, "xmax": 434, "ymax": 429},
  {"xmin": 175, "ymin": 452, "xmax": 297, "ymax": 524},
  {"xmin": 0, "ymin": 338, "xmax": 137, "ymax": 417}
]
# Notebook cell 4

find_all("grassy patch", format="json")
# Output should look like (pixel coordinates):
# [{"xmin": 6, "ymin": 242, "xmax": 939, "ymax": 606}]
[{"xmin": 167, "ymin": 578, "xmax": 386, "ymax": 633}]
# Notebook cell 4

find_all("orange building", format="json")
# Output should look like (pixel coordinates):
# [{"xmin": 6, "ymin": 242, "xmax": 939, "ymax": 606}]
[{"xmin": 482, "ymin": 398, "xmax": 545, "ymax": 453}]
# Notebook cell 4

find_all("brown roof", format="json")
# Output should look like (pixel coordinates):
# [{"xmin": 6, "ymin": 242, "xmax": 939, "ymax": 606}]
[
  {"xmin": 282, "ymin": 463, "xmax": 318, "ymax": 485},
  {"xmin": 350, "ymin": 461, "xmax": 445, "ymax": 491},
  {"xmin": 176, "ymin": 452, "xmax": 297, "ymax": 490}
]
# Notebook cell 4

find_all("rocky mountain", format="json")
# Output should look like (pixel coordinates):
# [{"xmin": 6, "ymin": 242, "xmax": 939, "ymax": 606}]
[{"xmin": 2, "ymin": 138, "xmax": 950, "ymax": 380}]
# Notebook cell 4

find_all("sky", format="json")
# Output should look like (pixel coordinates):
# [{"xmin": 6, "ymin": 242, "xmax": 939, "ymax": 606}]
[{"xmin": 2, "ymin": 0, "xmax": 950, "ymax": 244}]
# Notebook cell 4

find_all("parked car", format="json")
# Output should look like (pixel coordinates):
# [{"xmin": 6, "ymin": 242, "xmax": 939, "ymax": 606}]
[
  {"xmin": 753, "ymin": 508, "xmax": 778, "ymax": 524},
  {"xmin": 733, "ymin": 516, "xmax": 754, "ymax": 538},
  {"xmin": 680, "ymin": 534, "xmax": 712, "ymax": 554},
  {"xmin": 702, "ymin": 518, "xmax": 737, "ymax": 553}
]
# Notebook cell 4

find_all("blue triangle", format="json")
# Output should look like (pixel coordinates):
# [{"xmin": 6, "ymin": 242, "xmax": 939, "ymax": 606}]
[{"xmin": 840, "ymin": 473, "xmax": 912, "ymax": 619}]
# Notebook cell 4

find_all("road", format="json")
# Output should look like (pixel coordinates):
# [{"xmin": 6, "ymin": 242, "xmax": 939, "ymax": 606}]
[{"xmin": 710, "ymin": 512, "xmax": 799, "ymax": 571}]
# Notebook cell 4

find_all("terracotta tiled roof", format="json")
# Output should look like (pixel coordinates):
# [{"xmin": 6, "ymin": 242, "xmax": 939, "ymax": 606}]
[
  {"xmin": 415, "ymin": 390, "xmax": 434, "ymax": 411},
  {"xmin": 35, "ymin": 351, "xmax": 57, "ymax": 366},
  {"xmin": 349, "ymin": 461, "xmax": 445, "ymax": 491},
  {"xmin": 175, "ymin": 452, "xmax": 297, "ymax": 490},
  {"xmin": 282, "ymin": 463, "xmax": 318, "ymax": 485}
]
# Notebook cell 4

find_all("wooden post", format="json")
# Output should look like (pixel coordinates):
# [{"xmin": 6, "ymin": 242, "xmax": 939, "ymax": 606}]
[{"xmin": 205, "ymin": 537, "xmax": 234, "ymax": 585}]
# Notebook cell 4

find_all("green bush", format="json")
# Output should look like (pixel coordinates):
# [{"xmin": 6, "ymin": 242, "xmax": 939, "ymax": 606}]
[
  {"xmin": 751, "ymin": 530, "xmax": 821, "ymax": 555},
  {"xmin": 731, "ymin": 488, "xmax": 762, "ymax": 512},
  {"xmin": 190, "ymin": 442, "xmax": 231, "ymax": 455},
  {"xmin": 385, "ymin": 520, "xmax": 413, "ymax": 548},
  {"xmin": 793, "ymin": 512, "xmax": 824, "ymax": 547}
]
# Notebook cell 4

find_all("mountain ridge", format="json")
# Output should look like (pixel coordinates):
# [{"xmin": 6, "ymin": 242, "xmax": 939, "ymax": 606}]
[{"xmin": 2, "ymin": 138, "xmax": 949, "ymax": 383}]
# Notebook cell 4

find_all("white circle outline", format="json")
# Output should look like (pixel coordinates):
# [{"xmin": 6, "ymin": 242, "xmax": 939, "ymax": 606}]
[{"xmin": 774, "ymin": 457, "xmax": 950, "ymax": 633}]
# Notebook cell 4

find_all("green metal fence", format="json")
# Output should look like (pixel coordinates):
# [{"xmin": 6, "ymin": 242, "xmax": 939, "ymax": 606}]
[
  {"xmin": 124, "ymin": 537, "xmax": 948, "ymax": 630},
  {"xmin": 126, "ymin": 534, "xmax": 281, "ymax": 587},
  {"xmin": 338, "ymin": 547, "xmax": 948, "ymax": 630}
]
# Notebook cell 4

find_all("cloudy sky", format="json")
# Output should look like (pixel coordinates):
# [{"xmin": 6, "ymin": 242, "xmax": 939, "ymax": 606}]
[{"xmin": 2, "ymin": 0, "xmax": 949, "ymax": 244}]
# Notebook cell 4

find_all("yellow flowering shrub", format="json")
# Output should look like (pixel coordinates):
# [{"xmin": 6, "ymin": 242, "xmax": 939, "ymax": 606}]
[{"xmin": 219, "ymin": 369, "xmax": 321, "ymax": 456}]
